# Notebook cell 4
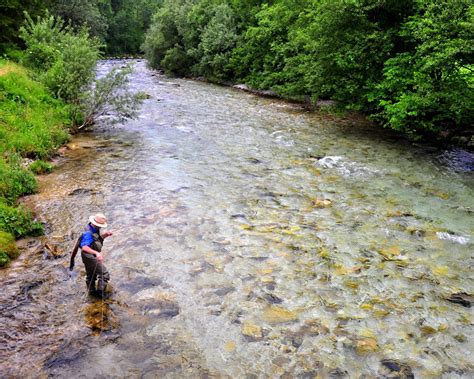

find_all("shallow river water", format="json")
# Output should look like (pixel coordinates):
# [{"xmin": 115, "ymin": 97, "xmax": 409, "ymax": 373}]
[{"xmin": 1, "ymin": 60, "xmax": 473, "ymax": 378}]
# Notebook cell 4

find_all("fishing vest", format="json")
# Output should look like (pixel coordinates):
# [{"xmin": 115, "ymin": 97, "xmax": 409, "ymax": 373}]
[{"xmin": 90, "ymin": 230, "xmax": 104, "ymax": 252}]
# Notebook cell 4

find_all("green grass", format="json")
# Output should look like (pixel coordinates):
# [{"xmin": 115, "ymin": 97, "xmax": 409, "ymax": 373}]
[
  {"xmin": 0, "ymin": 59, "xmax": 70, "ymax": 266},
  {"xmin": 29, "ymin": 159, "xmax": 53, "ymax": 174},
  {"xmin": 0, "ymin": 60, "xmax": 70, "ymax": 159}
]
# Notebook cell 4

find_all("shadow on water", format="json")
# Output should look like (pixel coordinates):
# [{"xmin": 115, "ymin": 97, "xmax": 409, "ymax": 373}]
[{"xmin": 0, "ymin": 59, "xmax": 473, "ymax": 377}]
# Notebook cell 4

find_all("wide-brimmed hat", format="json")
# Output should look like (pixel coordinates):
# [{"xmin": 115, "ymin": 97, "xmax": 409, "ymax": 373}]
[{"xmin": 89, "ymin": 213, "xmax": 108, "ymax": 228}]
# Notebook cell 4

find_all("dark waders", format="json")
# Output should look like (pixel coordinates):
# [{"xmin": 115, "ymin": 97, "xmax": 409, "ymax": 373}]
[
  {"xmin": 80, "ymin": 228, "xmax": 110, "ymax": 296},
  {"xmin": 81, "ymin": 252, "xmax": 110, "ymax": 295}
]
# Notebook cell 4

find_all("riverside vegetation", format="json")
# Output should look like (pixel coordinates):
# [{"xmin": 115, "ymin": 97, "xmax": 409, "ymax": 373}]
[
  {"xmin": 141, "ymin": 0, "xmax": 473, "ymax": 142},
  {"xmin": 0, "ymin": 13, "xmax": 143, "ymax": 266}
]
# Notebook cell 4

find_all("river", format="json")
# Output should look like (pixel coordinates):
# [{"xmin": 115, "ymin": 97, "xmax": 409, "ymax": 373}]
[{"xmin": 1, "ymin": 59, "xmax": 473, "ymax": 378}]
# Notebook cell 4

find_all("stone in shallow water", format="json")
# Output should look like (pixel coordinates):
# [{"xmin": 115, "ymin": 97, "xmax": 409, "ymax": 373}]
[
  {"xmin": 224, "ymin": 341, "xmax": 236, "ymax": 352},
  {"xmin": 123, "ymin": 276, "xmax": 162, "ymax": 294},
  {"xmin": 262, "ymin": 306, "xmax": 298, "ymax": 324},
  {"xmin": 446, "ymin": 292, "xmax": 473, "ymax": 308},
  {"xmin": 312, "ymin": 198, "xmax": 332, "ymax": 208},
  {"xmin": 214, "ymin": 287, "xmax": 235, "ymax": 296},
  {"xmin": 68, "ymin": 188, "xmax": 94, "ymax": 196},
  {"xmin": 142, "ymin": 300, "xmax": 180, "ymax": 319},
  {"xmin": 355, "ymin": 338, "xmax": 378, "ymax": 354},
  {"xmin": 380, "ymin": 359, "xmax": 414, "ymax": 378},
  {"xmin": 242, "ymin": 321, "xmax": 263, "ymax": 340},
  {"xmin": 134, "ymin": 288, "xmax": 176, "ymax": 302},
  {"xmin": 133, "ymin": 289, "xmax": 180, "ymax": 318}
]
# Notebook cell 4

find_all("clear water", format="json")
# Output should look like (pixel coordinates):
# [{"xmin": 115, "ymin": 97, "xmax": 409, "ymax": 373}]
[{"xmin": 1, "ymin": 60, "xmax": 473, "ymax": 378}]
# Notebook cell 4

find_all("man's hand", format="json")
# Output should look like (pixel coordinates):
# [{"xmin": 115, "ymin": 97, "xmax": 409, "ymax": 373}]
[
  {"xmin": 103, "ymin": 231, "xmax": 113, "ymax": 238},
  {"xmin": 96, "ymin": 252, "xmax": 104, "ymax": 262}
]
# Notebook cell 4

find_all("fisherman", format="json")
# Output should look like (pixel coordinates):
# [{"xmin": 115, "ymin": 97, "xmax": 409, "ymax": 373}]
[{"xmin": 70, "ymin": 213, "xmax": 113, "ymax": 297}]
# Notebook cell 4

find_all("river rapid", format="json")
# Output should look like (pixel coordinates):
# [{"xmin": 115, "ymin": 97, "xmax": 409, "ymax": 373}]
[{"xmin": 1, "ymin": 60, "xmax": 473, "ymax": 378}]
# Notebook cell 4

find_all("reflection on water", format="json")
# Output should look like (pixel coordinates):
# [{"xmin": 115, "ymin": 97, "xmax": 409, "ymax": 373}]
[{"xmin": 0, "ymin": 60, "xmax": 473, "ymax": 377}]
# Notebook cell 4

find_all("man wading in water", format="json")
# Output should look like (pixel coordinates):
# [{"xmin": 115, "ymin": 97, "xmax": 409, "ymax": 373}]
[{"xmin": 70, "ymin": 213, "xmax": 113, "ymax": 297}]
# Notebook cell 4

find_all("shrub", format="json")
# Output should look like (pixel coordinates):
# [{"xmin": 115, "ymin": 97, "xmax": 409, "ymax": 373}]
[
  {"xmin": 0, "ymin": 251, "xmax": 9, "ymax": 267},
  {"xmin": 0, "ymin": 202, "xmax": 43, "ymax": 238},
  {"xmin": 73, "ymin": 63, "xmax": 146, "ymax": 130},
  {"xmin": 0, "ymin": 230, "xmax": 19, "ymax": 267},
  {"xmin": 20, "ymin": 13, "xmax": 102, "ymax": 104},
  {"xmin": 28, "ymin": 160, "xmax": 53, "ymax": 174},
  {"xmin": 0, "ymin": 159, "xmax": 37, "ymax": 204},
  {"xmin": 20, "ymin": 14, "xmax": 143, "ymax": 130}
]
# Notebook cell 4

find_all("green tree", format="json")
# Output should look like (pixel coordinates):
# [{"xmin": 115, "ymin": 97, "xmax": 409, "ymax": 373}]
[
  {"xmin": 370, "ymin": 0, "xmax": 474, "ymax": 138},
  {"xmin": 0, "ymin": 0, "xmax": 46, "ymax": 53},
  {"xmin": 230, "ymin": 0, "xmax": 307, "ymax": 93},
  {"xmin": 297, "ymin": 0, "xmax": 416, "ymax": 108},
  {"xmin": 106, "ymin": 0, "xmax": 161, "ymax": 55},
  {"xmin": 142, "ymin": 0, "xmax": 193, "ymax": 75},
  {"xmin": 45, "ymin": 0, "xmax": 110, "ymax": 41},
  {"xmin": 20, "ymin": 13, "xmax": 102, "ymax": 103},
  {"xmin": 193, "ymin": 2, "xmax": 238, "ymax": 80}
]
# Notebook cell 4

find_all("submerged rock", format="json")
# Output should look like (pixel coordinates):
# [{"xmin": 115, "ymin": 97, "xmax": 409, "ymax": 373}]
[
  {"xmin": 134, "ymin": 289, "xmax": 180, "ymax": 319},
  {"xmin": 123, "ymin": 276, "xmax": 162, "ymax": 295},
  {"xmin": 380, "ymin": 359, "xmax": 414, "ymax": 378},
  {"xmin": 354, "ymin": 338, "xmax": 378, "ymax": 354},
  {"xmin": 44, "ymin": 243, "xmax": 64, "ymax": 259},
  {"xmin": 20, "ymin": 279, "xmax": 45, "ymax": 299},
  {"xmin": 68, "ymin": 188, "xmax": 94, "ymax": 196},
  {"xmin": 242, "ymin": 321, "xmax": 263, "ymax": 340},
  {"xmin": 446, "ymin": 292, "xmax": 473, "ymax": 308},
  {"xmin": 214, "ymin": 287, "xmax": 235, "ymax": 296},
  {"xmin": 312, "ymin": 198, "xmax": 332, "ymax": 208},
  {"xmin": 142, "ymin": 300, "xmax": 180, "ymax": 319},
  {"xmin": 262, "ymin": 306, "xmax": 298, "ymax": 324},
  {"xmin": 224, "ymin": 340, "xmax": 236, "ymax": 352}
]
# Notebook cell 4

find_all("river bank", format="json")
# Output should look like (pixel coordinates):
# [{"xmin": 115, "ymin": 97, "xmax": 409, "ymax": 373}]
[{"xmin": 0, "ymin": 60, "xmax": 70, "ymax": 266}]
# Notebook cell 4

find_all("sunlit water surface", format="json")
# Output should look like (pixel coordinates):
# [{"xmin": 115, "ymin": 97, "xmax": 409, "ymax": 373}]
[{"xmin": 1, "ymin": 60, "xmax": 473, "ymax": 378}]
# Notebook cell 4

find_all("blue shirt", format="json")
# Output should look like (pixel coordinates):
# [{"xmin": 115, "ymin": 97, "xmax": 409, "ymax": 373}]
[{"xmin": 80, "ymin": 224, "xmax": 99, "ymax": 248}]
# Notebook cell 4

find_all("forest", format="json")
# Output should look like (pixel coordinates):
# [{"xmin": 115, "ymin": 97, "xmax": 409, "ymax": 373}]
[{"xmin": 1, "ymin": 0, "xmax": 473, "ymax": 140}]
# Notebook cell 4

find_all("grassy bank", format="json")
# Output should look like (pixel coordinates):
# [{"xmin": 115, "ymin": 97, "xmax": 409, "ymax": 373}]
[{"xmin": 0, "ymin": 59, "xmax": 70, "ymax": 266}]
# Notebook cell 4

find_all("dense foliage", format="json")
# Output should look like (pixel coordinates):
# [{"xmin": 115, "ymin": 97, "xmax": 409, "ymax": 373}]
[
  {"xmin": 20, "ymin": 13, "xmax": 102, "ymax": 104},
  {"xmin": 142, "ymin": 0, "xmax": 473, "ymax": 140},
  {"xmin": 0, "ymin": 0, "xmax": 159, "ymax": 56}
]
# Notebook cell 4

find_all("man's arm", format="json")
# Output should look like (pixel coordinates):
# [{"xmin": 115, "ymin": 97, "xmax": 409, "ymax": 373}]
[
  {"xmin": 80, "ymin": 231, "xmax": 104, "ymax": 261},
  {"xmin": 102, "ymin": 231, "xmax": 113, "ymax": 239}
]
